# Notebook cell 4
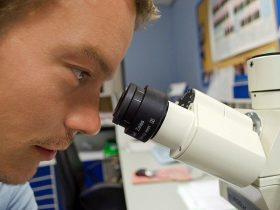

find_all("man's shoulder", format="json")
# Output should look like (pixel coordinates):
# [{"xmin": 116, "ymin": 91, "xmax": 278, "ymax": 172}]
[{"xmin": 0, "ymin": 182, "xmax": 37, "ymax": 210}]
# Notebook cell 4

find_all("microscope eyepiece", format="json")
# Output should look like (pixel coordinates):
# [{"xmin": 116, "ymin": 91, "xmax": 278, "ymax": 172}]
[{"xmin": 113, "ymin": 83, "xmax": 169, "ymax": 142}]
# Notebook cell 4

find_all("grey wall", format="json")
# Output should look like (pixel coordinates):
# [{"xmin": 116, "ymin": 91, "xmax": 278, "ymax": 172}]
[
  {"xmin": 124, "ymin": 0, "xmax": 203, "ymax": 92},
  {"xmin": 172, "ymin": 0, "xmax": 203, "ymax": 90},
  {"xmin": 124, "ymin": 7, "xmax": 176, "ymax": 91}
]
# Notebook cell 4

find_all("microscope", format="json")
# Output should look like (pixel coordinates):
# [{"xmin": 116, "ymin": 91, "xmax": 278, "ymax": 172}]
[{"xmin": 112, "ymin": 53, "xmax": 280, "ymax": 210}]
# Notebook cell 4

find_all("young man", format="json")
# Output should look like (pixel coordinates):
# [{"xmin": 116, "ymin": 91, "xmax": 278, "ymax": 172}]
[{"xmin": 0, "ymin": 0, "xmax": 158, "ymax": 209}]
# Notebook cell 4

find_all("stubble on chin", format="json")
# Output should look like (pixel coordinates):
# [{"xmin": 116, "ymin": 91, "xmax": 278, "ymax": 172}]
[{"xmin": 0, "ymin": 173, "xmax": 9, "ymax": 184}]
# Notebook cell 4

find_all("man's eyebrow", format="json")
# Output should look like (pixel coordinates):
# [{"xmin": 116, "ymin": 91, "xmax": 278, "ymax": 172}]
[
  {"xmin": 81, "ymin": 46, "xmax": 112, "ymax": 76},
  {"xmin": 56, "ymin": 45, "xmax": 113, "ymax": 78}
]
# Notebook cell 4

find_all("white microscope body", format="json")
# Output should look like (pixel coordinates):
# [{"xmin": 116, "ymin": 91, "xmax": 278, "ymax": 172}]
[
  {"xmin": 219, "ymin": 54, "xmax": 280, "ymax": 210},
  {"xmin": 153, "ymin": 54, "xmax": 280, "ymax": 210},
  {"xmin": 113, "ymin": 54, "xmax": 280, "ymax": 210},
  {"xmin": 152, "ymin": 54, "xmax": 280, "ymax": 210}
]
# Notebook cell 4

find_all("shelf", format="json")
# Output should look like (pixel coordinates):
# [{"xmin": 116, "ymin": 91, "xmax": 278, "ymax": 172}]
[{"xmin": 79, "ymin": 151, "xmax": 105, "ymax": 161}]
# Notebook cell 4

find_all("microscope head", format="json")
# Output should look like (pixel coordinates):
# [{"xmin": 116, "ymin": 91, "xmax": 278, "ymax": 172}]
[{"xmin": 247, "ymin": 53, "xmax": 280, "ymax": 109}]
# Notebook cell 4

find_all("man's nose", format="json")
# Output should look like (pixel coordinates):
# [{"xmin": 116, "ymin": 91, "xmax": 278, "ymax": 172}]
[{"xmin": 64, "ymin": 107, "xmax": 101, "ymax": 135}]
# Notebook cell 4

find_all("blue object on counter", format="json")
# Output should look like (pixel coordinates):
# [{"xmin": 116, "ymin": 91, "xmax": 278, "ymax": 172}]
[{"xmin": 233, "ymin": 74, "xmax": 250, "ymax": 99}]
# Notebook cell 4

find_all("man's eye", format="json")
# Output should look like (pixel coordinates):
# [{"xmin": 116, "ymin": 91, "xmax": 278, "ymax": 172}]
[{"xmin": 72, "ymin": 68, "xmax": 90, "ymax": 80}]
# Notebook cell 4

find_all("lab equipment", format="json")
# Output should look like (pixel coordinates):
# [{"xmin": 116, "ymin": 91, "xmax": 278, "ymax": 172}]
[{"xmin": 112, "ymin": 53, "xmax": 280, "ymax": 210}]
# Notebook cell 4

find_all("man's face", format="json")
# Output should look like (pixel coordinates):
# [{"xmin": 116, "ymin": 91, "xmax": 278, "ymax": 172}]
[{"xmin": 0, "ymin": 0, "xmax": 135, "ymax": 184}]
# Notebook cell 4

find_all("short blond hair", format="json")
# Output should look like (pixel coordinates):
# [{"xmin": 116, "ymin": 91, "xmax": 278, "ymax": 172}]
[
  {"xmin": 135, "ymin": 0, "xmax": 159, "ymax": 28},
  {"xmin": 0, "ymin": 0, "xmax": 158, "ymax": 36}
]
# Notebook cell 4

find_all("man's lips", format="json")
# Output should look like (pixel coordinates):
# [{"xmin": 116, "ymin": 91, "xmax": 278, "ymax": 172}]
[{"xmin": 34, "ymin": 146, "xmax": 57, "ymax": 161}]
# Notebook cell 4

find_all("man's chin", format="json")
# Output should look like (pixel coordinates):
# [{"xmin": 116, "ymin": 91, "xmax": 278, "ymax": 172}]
[{"xmin": 0, "ymin": 165, "xmax": 38, "ymax": 184}]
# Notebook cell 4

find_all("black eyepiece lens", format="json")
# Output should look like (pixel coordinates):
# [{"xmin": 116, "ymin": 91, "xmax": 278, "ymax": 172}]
[{"xmin": 112, "ymin": 83, "xmax": 169, "ymax": 142}]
